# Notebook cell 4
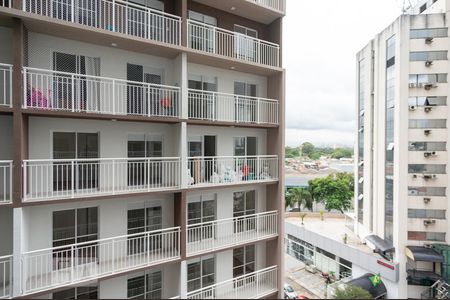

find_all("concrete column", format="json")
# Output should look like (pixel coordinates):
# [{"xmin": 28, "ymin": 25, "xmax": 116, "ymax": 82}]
[
  {"xmin": 12, "ymin": 208, "xmax": 23, "ymax": 297},
  {"xmin": 180, "ymin": 260, "xmax": 188, "ymax": 299},
  {"xmin": 180, "ymin": 122, "xmax": 188, "ymax": 188},
  {"xmin": 180, "ymin": 53, "xmax": 188, "ymax": 120}
]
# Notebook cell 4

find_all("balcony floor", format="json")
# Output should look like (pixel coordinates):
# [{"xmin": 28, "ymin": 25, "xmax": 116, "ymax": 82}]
[
  {"xmin": 23, "ymin": 249, "xmax": 180, "ymax": 295},
  {"xmin": 187, "ymin": 228, "xmax": 277, "ymax": 256}
]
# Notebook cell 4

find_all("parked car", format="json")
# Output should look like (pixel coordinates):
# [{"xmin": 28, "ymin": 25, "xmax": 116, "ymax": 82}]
[{"xmin": 284, "ymin": 283, "xmax": 298, "ymax": 299}]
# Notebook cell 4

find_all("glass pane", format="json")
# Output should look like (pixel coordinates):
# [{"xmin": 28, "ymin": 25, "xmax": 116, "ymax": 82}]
[
  {"xmin": 77, "ymin": 133, "xmax": 99, "ymax": 159},
  {"xmin": 147, "ymin": 141, "xmax": 162, "ymax": 157},
  {"xmin": 53, "ymin": 288, "xmax": 76, "ymax": 299},
  {"xmin": 233, "ymin": 192, "xmax": 245, "ymax": 216},
  {"xmin": 188, "ymin": 202, "xmax": 202, "ymax": 224},
  {"xmin": 127, "ymin": 276, "xmax": 146, "ymax": 298},
  {"xmin": 128, "ymin": 134, "xmax": 146, "ymax": 158},
  {"xmin": 187, "ymin": 262, "xmax": 201, "ymax": 281},
  {"xmin": 246, "ymin": 191, "xmax": 256, "ymax": 212},
  {"xmin": 128, "ymin": 209, "xmax": 146, "ymax": 234},
  {"xmin": 202, "ymin": 200, "xmax": 216, "ymax": 222},
  {"xmin": 77, "ymin": 207, "xmax": 98, "ymax": 237},
  {"xmin": 234, "ymin": 137, "xmax": 246, "ymax": 156},
  {"xmin": 53, "ymin": 132, "xmax": 76, "ymax": 159},
  {"xmin": 146, "ymin": 206, "xmax": 162, "ymax": 231},
  {"xmin": 53, "ymin": 210, "xmax": 75, "ymax": 243}
]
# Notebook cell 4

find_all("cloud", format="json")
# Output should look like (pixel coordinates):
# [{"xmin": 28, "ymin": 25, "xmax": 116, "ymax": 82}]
[{"xmin": 284, "ymin": 0, "xmax": 401, "ymax": 147}]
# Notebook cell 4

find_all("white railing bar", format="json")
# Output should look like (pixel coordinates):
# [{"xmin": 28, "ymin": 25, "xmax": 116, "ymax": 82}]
[
  {"xmin": 23, "ymin": 157, "xmax": 181, "ymax": 163},
  {"xmin": 187, "ymin": 266, "xmax": 278, "ymax": 296},
  {"xmin": 188, "ymin": 88, "xmax": 278, "ymax": 103},
  {"xmin": 23, "ymin": 67, "xmax": 180, "ymax": 91},
  {"xmin": 0, "ymin": 255, "xmax": 13, "ymax": 261},
  {"xmin": 187, "ymin": 19, "xmax": 280, "ymax": 48},
  {"xmin": 23, "ymin": 226, "xmax": 181, "ymax": 255},
  {"xmin": 187, "ymin": 211, "xmax": 278, "ymax": 228},
  {"xmin": 112, "ymin": 0, "xmax": 181, "ymax": 20},
  {"xmin": 188, "ymin": 155, "xmax": 278, "ymax": 160},
  {"xmin": 0, "ymin": 63, "xmax": 13, "ymax": 68}
]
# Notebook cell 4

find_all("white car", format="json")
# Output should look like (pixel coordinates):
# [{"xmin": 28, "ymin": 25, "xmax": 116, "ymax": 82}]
[{"xmin": 284, "ymin": 283, "xmax": 298, "ymax": 299}]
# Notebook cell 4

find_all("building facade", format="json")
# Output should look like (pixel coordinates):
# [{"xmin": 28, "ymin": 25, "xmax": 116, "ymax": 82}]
[
  {"xmin": 356, "ymin": 0, "xmax": 450, "ymax": 298},
  {"xmin": 0, "ymin": 0, "xmax": 285, "ymax": 298}
]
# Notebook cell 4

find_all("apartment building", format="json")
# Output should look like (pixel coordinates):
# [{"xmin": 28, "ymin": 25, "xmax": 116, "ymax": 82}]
[
  {"xmin": 0, "ymin": 0, "xmax": 285, "ymax": 298},
  {"xmin": 355, "ymin": 0, "xmax": 450, "ymax": 298}
]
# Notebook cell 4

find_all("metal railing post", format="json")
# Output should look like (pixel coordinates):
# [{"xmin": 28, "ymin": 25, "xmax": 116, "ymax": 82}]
[
  {"xmin": 71, "ymin": 161, "xmax": 75, "ymax": 198},
  {"xmin": 23, "ymin": 69, "xmax": 27, "ymax": 109},
  {"xmin": 71, "ymin": 74, "xmax": 75, "ymax": 112}
]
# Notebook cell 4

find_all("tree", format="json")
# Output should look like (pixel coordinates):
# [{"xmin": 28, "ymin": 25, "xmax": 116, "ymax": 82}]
[
  {"xmin": 301, "ymin": 142, "xmax": 315, "ymax": 157},
  {"xmin": 331, "ymin": 148, "xmax": 353, "ymax": 159},
  {"xmin": 308, "ymin": 173, "xmax": 354, "ymax": 213},
  {"xmin": 285, "ymin": 187, "xmax": 314, "ymax": 211},
  {"xmin": 285, "ymin": 146, "xmax": 300, "ymax": 158},
  {"xmin": 285, "ymin": 189, "xmax": 296, "ymax": 209},
  {"xmin": 332, "ymin": 284, "xmax": 372, "ymax": 299}
]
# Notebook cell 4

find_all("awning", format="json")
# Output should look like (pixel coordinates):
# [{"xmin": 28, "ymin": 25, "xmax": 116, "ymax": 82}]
[
  {"xmin": 407, "ymin": 269, "xmax": 442, "ymax": 281},
  {"xmin": 365, "ymin": 235, "xmax": 395, "ymax": 253},
  {"xmin": 406, "ymin": 246, "xmax": 444, "ymax": 263},
  {"xmin": 348, "ymin": 273, "xmax": 387, "ymax": 299}
]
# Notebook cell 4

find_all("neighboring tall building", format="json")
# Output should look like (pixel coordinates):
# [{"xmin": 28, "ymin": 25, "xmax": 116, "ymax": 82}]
[
  {"xmin": 0, "ymin": 0, "xmax": 285, "ymax": 298},
  {"xmin": 356, "ymin": 0, "xmax": 450, "ymax": 298}
]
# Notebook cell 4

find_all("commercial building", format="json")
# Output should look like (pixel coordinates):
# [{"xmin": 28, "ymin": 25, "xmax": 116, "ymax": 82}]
[{"xmin": 0, "ymin": 0, "xmax": 285, "ymax": 298}]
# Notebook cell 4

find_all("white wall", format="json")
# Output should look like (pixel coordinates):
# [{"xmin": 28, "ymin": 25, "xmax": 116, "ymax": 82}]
[
  {"xmin": 27, "ymin": 33, "xmax": 177, "ymax": 86},
  {"xmin": 27, "ymin": 117, "xmax": 179, "ymax": 159},
  {"xmin": 0, "ymin": 115, "xmax": 13, "ymax": 160},
  {"xmin": 0, "ymin": 26, "xmax": 12, "ymax": 64},
  {"xmin": 22, "ymin": 194, "xmax": 174, "ymax": 252},
  {"xmin": 188, "ymin": 63, "xmax": 268, "ymax": 98},
  {"xmin": 187, "ymin": 125, "xmax": 268, "ymax": 156}
]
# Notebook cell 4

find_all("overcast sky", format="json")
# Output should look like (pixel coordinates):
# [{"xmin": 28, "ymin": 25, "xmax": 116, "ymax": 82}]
[{"xmin": 284, "ymin": 0, "xmax": 409, "ymax": 147}]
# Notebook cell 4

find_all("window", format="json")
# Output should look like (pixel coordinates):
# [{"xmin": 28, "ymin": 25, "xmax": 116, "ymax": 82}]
[
  {"xmin": 408, "ymin": 164, "xmax": 446, "ymax": 174},
  {"xmin": 410, "ymin": 28, "xmax": 448, "ymax": 39},
  {"xmin": 127, "ymin": 205, "xmax": 162, "ymax": 254},
  {"xmin": 52, "ymin": 132, "xmax": 99, "ymax": 192},
  {"xmin": 187, "ymin": 256, "xmax": 215, "ymax": 292},
  {"xmin": 408, "ymin": 231, "xmax": 446, "ymax": 241},
  {"xmin": 188, "ymin": 194, "xmax": 216, "ymax": 242},
  {"xmin": 409, "ymin": 73, "xmax": 447, "ymax": 84},
  {"xmin": 188, "ymin": 75, "xmax": 218, "ymax": 120},
  {"xmin": 233, "ymin": 191, "xmax": 256, "ymax": 233},
  {"xmin": 52, "ymin": 208, "xmax": 98, "ymax": 270},
  {"xmin": 234, "ymin": 137, "xmax": 257, "ymax": 156},
  {"xmin": 409, "ymin": 119, "xmax": 447, "ymax": 129},
  {"xmin": 408, "ymin": 97, "xmax": 447, "ymax": 107},
  {"xmin": 409, "ymin": 142, "xmax": 446, "ymax": 151},
  {"xmin": 358, "ymin": 59, "xmax": 365, "ymax": 224},
  {"xmin": 234, "ymin": 81, "xmax": 258, "ymax": 123},
  {"xmin": 127, "ymin": 134, "xmax": 163, "ymax": 186},
  {"xmin": 53, "ymin": 286, "xmax": 98, "ymax": 299},
  {"xmin": 233, "ymin": 245, "xmax": 256, "ymax": 278},
  {"xmin": 410, "ymin": 51, "xmax": 448, "ymax": 61},
  {"xmin": 408, "ymin": 209, "xmax": 446, "ymax": 219},
  {"xmin": 408, "ymin": 186, "xmax": 446, "ymax": 196},
  {"xmin": 234, "ymin": 24, "xmax": 258, "ymax": 62},
  {"xmin": 127, "ymin": 270, "xmax": 162, "ymax": 299},
  {"xmin": 188, "ymin": 11, "xmax": 217, "ymax": 52}
]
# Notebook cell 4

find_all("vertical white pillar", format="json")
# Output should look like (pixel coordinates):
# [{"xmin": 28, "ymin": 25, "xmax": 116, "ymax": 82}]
[
  {"xmin": 180, "ymin": 122, "xmax": 188, "ymax": 188},
  {"xmin": 180, "ymin": 260, "xmax": 188, "ymax": 299},
  {"xmin": 174, "ymin": 52, "xmax": 188, "ymax": 120},
  {"xmin": 12, "ymin": 207, "xmax": 23, "ymax": 298}
]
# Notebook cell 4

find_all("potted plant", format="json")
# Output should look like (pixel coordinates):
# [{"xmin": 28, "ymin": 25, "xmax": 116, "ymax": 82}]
[
  {"xmin": 300, "ymin": 213, "xmax": 307, "ymax": 225},
  {"xmin": 342, "ymin": 233, "xmax": 348, "ymax": 244},
  {"xmin": 320, "ymin": 209, "xmax": 325, "ymax": 221}
]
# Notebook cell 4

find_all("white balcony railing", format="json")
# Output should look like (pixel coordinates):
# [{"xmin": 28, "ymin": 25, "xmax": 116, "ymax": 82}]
[
  {"xmin": 247, "ymin": 0, "xmax": 285, "ymax": 12},
  {"xmin": 187, "ymin": 266, "xmax": 278, "ymax": 299},
  {"xmin": 188, "ymin": 20, "xmax": 280, "ymax": 67},
  {"xmin": 0, "ymin": 255, "xmax": 12, "ymax": 299},
  {"xmin": 23, "ymin": 67, "xmax": 180, "ymax": 118},
  {"xmin": 188, "ymin": 89, "xmax": 279, "ymax": 125},
  {"xmin": 187, "ymin": 155, "xmax": 278, "ymax": 187},
  {"xmin": 22, "ymin": 227, "xmax": 180, "ymax": 294},
  {"xmin": 23, "ymin": 157, "xmax": 181, "ymax": 202},
  {"xmin": 187, "ymin": 211, "xmax": 278, "ymax": 256},
  {"xmin": 0, "ymin": 161, "xmax": 12, "ymax": 205},
  {"xmin": 0, "ymin": 64, "xmax": 12, "ymax": 107},
  {"xmin": 23, "ymin": 0, "xmax": 181, "ymax": 45}
]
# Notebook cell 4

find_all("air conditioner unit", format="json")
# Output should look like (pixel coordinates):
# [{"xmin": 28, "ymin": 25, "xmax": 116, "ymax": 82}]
[
  {"xmin": 424, "ymin": 106, "xmax": 433, "ymax": 113},
  {"xmin": 424, "ymin": 83, "xmax": 436, "ymax": 90},
  {"xmin": 424, "ymin": 219, "xmax": 436, "ymax": 226},
  {"xmin": 409, "ymin": 105, "xmax": 416, "ymax": 111},
  {"xmin": 424, "ymin": 197, "xmax": 431, "ymax": 204},
  {"xmin": 423, "ymin": 174, "xmax": 437, "ymax": 180},
  {"xmin": 425, "ymin": 60, "xmax": 433, "ymax": 67},
  {"xmin": 425, "ymin": 37, "xmax": 434, "ymax": 44},
  {"xmin": 424, "ymin": 129, "xmax": 432, "ymax": 135},
  {"xmin": 424, "ymin": 151, "xmax": 437, "ymax": 157}
]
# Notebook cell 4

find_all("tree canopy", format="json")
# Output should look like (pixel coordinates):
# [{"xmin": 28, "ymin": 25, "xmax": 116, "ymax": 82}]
[
  {"xmin": 285, "ymin": 142, "xmax": 353, "ymax": 160},
  {"xmin": 308, "ymin": 173, "xmax": 354, "ymax": 213},
  {"xmin": 332, "ymin": 284, "xmax": 372, "ymax": 299}
]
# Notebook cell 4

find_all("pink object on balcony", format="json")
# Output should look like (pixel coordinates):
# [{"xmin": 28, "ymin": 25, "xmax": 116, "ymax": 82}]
[
  {"xmin": 28, "ymin": 87, "xmax": 52, "ymax": 108},
  {"xmin": 160, "ymin": 97, "xmax": 172, "ymax": 108}
]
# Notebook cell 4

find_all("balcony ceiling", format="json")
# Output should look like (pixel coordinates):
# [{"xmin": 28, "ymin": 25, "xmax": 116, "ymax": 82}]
[{"xmin": 192, "ymin": 0, "xmax": 284, "ymax": 24}]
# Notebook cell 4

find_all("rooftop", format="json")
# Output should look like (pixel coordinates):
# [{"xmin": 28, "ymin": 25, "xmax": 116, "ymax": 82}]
[{"xmin": 285, "ymin": 213, "xmax": 374, "ymax": 256}]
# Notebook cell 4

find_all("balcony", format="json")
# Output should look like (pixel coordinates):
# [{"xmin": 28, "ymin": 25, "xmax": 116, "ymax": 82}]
[
  {"xmin": 0, "ymin": 64, "xmax": 12, "ymax": 108},
  {"xmin": 187, "ymin": 266, "xmax": 278, "ymax": 299},
  {"xmin": 187, "ymin": 211, "xmax": 278, "ymax": 256},
  {"xmin": 23, "ymin": 157, "xmax": 181, "ymax": 202},
  {"xmin": 21, "ymin": 227, "xmax": 180, "ymax": 295},
  {"xmin": 187, "ymin": 20, "xmax": 280, "ymax": 67},
  {"xmin": 188, "ymin": 89, "xmax": 279, "ymax": 125},
  {"xmin": 247, "ymin": 0, "xmax": 285, "ymax": 12},
  {"xmin": 187, "ymin": 155, "xmax": 278, "ymax": 187},
  {"xmin": 0, "ymin": 255, "xmax": 12, "ymax": 299},
  {"xmin": 23, "ymin": 67, "xmax": 180, "ymax": 119},
  {"xmin": 23, "ymin": 0, "xmax": 181, "ymax": 45},
  {"xmin": 0, "ymin": 161, "xmax": 12, "ymax": 205}
]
